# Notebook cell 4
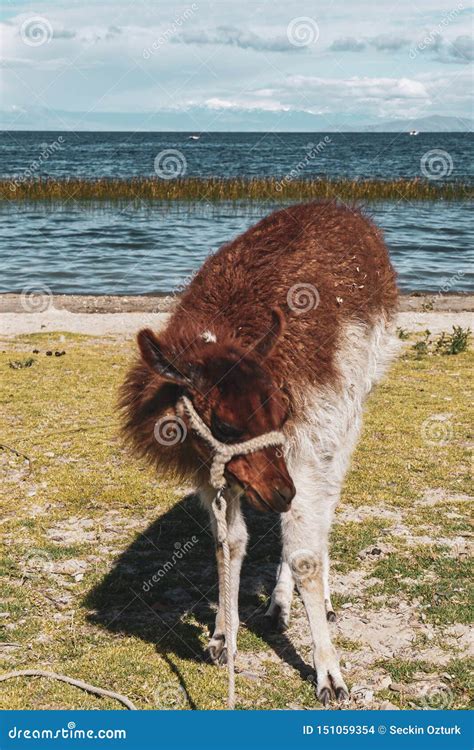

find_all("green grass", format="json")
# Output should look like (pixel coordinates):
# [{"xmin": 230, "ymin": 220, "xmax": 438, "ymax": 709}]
[
  {"xmin": 411, "ymin": 326, "xmax": 471, "ymax": 358},
  {"xmin": 372, "ymin": 551, "xmax": 473, "ymax": 625},
  {"xmin": 2, "ymin": 176, "xmax": 473, "ymax": 203},
  {"xmin": 0, "ymin": 333, "xmax": 472, "ymax": 709},
  {"xmin": 331, "ymin": 519, "xmax": 388, "ymax": 573},
  {"xmin": 375, "ymin": 658, "xmax": 473, "ymax": 709}
]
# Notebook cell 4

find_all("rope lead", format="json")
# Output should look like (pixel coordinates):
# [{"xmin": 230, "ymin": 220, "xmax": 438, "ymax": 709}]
[
  {"xmin": 212, "ymin": 488, "xmax": 235, "ymax": 710},
  {"xmin": 177, "ymin": 395, "xmax": 287, "ymax": 710}
]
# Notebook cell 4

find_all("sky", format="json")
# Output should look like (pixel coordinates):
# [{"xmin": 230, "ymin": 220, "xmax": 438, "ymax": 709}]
[{"xmin": 1, "ymin": 0, "xmax": 473, "ymax": 130}]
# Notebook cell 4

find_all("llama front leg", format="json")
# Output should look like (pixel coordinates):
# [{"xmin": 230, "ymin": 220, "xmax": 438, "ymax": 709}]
[
  {"xmin": 202, "ymin": 489, "xmax": 248, "ymax": 665},
  {"xmin": 266, "ymin": 549, "xmax": 334, "ymax": 630},
  {"xmin": 281, "ymin": 493, "xmax": 347, "ymax": 704},
  {"xmin": 323, "ymin": 548, "xmax": 336, "ymax": 622},
  {"xmin": 295, "ymin": 556, "xmax": 347, "ymax": 704}
]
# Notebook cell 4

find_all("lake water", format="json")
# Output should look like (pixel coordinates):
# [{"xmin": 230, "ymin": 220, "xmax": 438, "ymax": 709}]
[{"xmin": 1, "ymin": 131, "xmax": 472, "ymax": 293}]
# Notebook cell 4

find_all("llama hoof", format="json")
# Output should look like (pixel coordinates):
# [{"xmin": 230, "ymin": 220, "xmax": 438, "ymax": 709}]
[
  {"xmin": 208, "ymin": 633, "xmax": 226, "ymax": 665},
  {"xmin": 314, "ymin": 651, "xmax": 349, "ymax": 707},
  {"xmin": 208, "ymin": 633, "xmax": 236, "ymax": 666},
  {"xmin": 317, "ymin": 681, "xmax": 349, "ymax": 706},
  {"xmin": 216, "ymin": 647, "xmax": 228, "ymax": 666},
  {"xmin": 336, "ymin": 686, "xmax": 349, "ymax": 702},
  {"xmin": 264, "ymin": 603, "xmax": 289, "ymax": 632},
  {"xmin": 326, "ymin": 610, "xmax": 337, "ymax": 622},
  {"xmin": 318, "ymin": 687, "xmax": 331, "ymax": 707}
]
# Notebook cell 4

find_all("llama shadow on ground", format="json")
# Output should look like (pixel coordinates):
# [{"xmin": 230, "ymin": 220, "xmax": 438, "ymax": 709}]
[{"xmin": 85, "ymin": 492, "xmax": 313, "ymax": 701}]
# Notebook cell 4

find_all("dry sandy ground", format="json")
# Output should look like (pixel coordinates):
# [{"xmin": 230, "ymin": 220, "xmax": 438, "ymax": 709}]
[
  {"xmin": 0, "ymin": 294, "xmax": 472, "ymax": 337},
  {"xmin": 0, "ymin": 309, "xmax": 170, "ymax": 337}
]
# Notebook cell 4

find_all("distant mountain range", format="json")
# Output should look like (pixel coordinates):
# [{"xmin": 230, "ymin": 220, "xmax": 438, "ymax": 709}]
[
  {"xmin": 363, "ymin": 115, "xmax": 473, "ymax": 132},
  {"xmin": 1, "ymin": 108, "xmax": 472, "ymax": 132}
]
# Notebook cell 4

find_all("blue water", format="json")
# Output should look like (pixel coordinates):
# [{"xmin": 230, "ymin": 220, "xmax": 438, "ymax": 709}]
[
  {"xmin": 0, "ymin": 131, "xmax": 472, "ymax": 293},
  {"xmin": 2, "ymin": 131, "xmax": 473, "ymax": 181}
]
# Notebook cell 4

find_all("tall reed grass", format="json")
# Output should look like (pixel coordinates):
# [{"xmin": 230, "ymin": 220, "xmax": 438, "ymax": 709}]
[{"xmin": 1, "ymin": 176, "xmax": 472, "ymax": 203}]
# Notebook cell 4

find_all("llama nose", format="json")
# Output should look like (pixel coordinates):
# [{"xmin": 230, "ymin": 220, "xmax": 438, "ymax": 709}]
[{"xmin": 273, "ymin": 483, "xmax": 295, "ymax": 510}]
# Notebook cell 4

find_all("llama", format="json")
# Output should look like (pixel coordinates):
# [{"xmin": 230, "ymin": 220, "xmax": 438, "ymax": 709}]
[{"xmin": 121, "ymin": 201, "xmax": 399, "ymax": 704}]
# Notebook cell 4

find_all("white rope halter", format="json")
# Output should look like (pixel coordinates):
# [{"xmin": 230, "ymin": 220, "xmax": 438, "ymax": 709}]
[
  {"xmin": 177, "ymin": 395, "xmax": 286, "ymax": 490},
  {"xmin": 177, "ymin": 394, "xmax": 286, "ymax": 709}
]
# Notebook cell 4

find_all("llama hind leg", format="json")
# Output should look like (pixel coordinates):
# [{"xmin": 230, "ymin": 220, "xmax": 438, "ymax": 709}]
[
  {"xmin": 201, "ymin": 489, "xmax": 248, "ymax": 665},
  {"xmin": 265, "ymin": 559, "xmax": 294, "ymax": 631}
]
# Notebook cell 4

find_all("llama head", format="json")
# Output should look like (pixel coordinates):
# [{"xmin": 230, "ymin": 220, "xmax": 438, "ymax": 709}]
[{"xmin": 137, "ymin": 308, "xmax": 295, "ymax": 513}]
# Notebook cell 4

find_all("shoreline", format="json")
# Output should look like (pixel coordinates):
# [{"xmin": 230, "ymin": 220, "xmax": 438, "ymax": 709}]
[
  {"xmin": 1, "ymin": 292, "xmax": 473, "ymax": 314},
  {"xmin": 0, "ymin": 293, "xmax": 472, "ymax": 338}
]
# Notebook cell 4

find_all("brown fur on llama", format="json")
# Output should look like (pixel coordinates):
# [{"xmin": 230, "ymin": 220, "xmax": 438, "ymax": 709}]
[{"xmin": 121, "ymin": 201, "xmax": 398, "ymax": 704}]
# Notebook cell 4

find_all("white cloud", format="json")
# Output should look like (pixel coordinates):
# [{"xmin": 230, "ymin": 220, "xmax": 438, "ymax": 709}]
[
  {"xmin": 205, "ymin": 97, "xmax": 291, "ymax": 112},
  {"xmin": 330, "ymin": 37, "xmax": 366, "ymax": 52},
  {"xmin": 438, "ymin": 34, "xmax": 474, "ymax": 63},
  {"xmin": 370, "ymin": 34, "xmax": 411, "ymax": 51},
  {"xmin": 0, "ymin": 1, "xmax": 471, "ymax": 129},
  {"xmin": 172, "ymin": 25, "xmax": 301, "ymax": 53},
  {"xmin": 289, "ymin": 74, "xmax": 429, "ymax": 101},
  {"xmin": 330, "ymin": 34, "xmax": 412, "ymax": 53},
  {"xmin": 329, "ymin": 31, "xmax": 472, "ymax": 61}
]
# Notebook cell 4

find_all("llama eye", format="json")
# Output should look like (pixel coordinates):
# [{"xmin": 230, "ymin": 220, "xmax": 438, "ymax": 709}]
[{"xmin": 211, "ymin": 413, "xmax": 244, "ymax": 443}]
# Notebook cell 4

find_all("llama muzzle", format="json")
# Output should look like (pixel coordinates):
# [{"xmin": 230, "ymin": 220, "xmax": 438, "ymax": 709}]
[{"xmin": 177, "ymin": 395, "xmax": 293, "ymax": 510}]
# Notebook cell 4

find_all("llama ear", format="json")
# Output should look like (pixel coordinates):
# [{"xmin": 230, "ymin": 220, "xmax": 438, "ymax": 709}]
[
  {"xmin": 255, "ymin": 306, "xmax": 285, "ymax": 359},
  {"xmin": 137, "ymin": 329, "xmax": 194, "ymax": 386}
]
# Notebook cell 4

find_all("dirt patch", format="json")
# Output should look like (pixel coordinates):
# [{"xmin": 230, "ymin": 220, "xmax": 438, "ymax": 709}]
[
  {"xmin": 46, "ymin": 511, "xmax": 150, "ymax": 546},
  {"xmin": 418, "ymin": 489, "xmax": 473, "ymax": 506}
]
